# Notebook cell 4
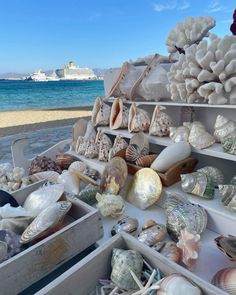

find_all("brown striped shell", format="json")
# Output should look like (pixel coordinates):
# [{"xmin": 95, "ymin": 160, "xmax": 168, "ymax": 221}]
[{"xmin": 135, "ymin": 154, "xmax": 158, "ymax": 167}]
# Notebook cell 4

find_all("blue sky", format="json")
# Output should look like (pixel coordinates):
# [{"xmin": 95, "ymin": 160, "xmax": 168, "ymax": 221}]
[{"xmin": 0, "ymin": 0, "xmax": 235, "ymax": 73}]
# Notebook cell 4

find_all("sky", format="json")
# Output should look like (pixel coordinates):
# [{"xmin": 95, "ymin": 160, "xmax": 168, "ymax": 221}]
[{"xmin": 0, "ymin": 0, "xmax": 235, "ymax": 73}]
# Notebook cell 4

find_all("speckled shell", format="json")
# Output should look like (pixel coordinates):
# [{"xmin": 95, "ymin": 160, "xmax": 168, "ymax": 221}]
[
  {"xmin": 76, "ymin": 137, "xmax": 89, "ymax": 155},
  {"xmin": 166, "ymin": 203, "xmax": 207, "ymax": 242},
  {"xmin": 181, "ymin": 172, "xmax": 215, "ymax": 199},
  {"xmin": 109, "ymin": 135, "xmax": 128, "ymax": 160},
  {"xmin": 212, "ymin": 268, "xmax": 236, "ymax": 295},
  {"xmin": 135, "ymin": 154, "xmax": 158, "ymax": 167},
  {"xmin": 152, "ymin": 241, "xmax": 182, "ymax": 264},
  {"xmin": 110, "ymin": 97, "xmax": 129, "ymax": 129},
  {"xmin": 219, "ymin": 185, "xmax": 236, "ymax": 212},
  {"xmin": 84, "ymin": 140, "xmax": 99, "ymax": 159},
  {"xmin": 197, "ymin": 166, "xmax": 225, "ymax": 187},
  {"xmin": 92, "ymin": 96, "xmax": 111, "ymax": 126},
  {"xmin": 169, "ymin": 126, "xmax": 190, "ymax": 142},
  {"xmin": 128, "ymin": 102, "xmax": 150, "ymax": 133},
  {"xmin": 77, "ymin": 184, "xmax": 99, "ymax": 205},
  {"xmin": 223, "ymin": 136, "xmax": 236, "ymax": 155},
  {"xmin": 149, "ymin": 105, "xmax": 173, "ymax": 136},
  {"xmin": 138, "ymin": 223, "xmax": 166, "ymax": 246},
  {"xmin": 188, "ymin": 124, "xmax": 215, "ymax": 149},
  {"xmin": 215, "ymin": 235, "xmax": 236, "ymax": 261},
  {"xmin": 111, "ymin": 248, "xmax": 143, "ymax": 290},
  {"xmin": 111, "ymin": 216, "xmax": 139, "ymax": 236},
  {"xmin": 96, "ymin": 131, "xmax": 112, "ymax": 162},
  {"xmin": 214, "ymin": 115, "xmax": 236, "ymax": 143}
]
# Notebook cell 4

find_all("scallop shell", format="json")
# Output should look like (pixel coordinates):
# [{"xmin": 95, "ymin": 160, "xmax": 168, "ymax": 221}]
[
  {"xmin": 128, "ymin": 102, "xmax": 150, "ymax": 133},
  {"xmin": 69, "ymin": 161, "xmax": 87, "ymax": 174},
  {"xmin": 214, "ymin": 115, "xmax": 236, "ymax": 143},
  {"xmin": 126, "ymin": 168, "xmax": 162, "ymax": 210},
  {"xmin": 111, "ymin": 248, "xmax": 143, "ymax": 290},
  {"xmin": 135, "ymin": 154, "xmax": 158, "ymax": 167},
  {"xmin": 110, "ymin": 97, "xmax": 129, "ymax": 129},
  {"xmin": 111, "ymin": 216, "xmax": 139, "ymax": 236},
  {"xmin": 20, "ymin": 201, "xmax": 72, "ymax": 244},
  {"xmin": 188, "ymin": 124, "xmax": 215, "ymax": 149},
  {"xmin": 197, "ymin": 166, "xmax": 225, "ymax": 187},
  {"xmin": 0, "ymin": 190, "xmax": 18, "ymax": 207},
  {"xmin": 125, "ymin": 144, "xmax": 142, "ymax": 163},
  {"xmin": 84, "ymin": 139, "xmax": 99, "ymax": 159},
  {"xmin": 181, "ymin": 172, "xmax": 215, "ymax": 199},
  {"xmin": 100, "ymin": 157, "xmax": 128, "ymax": 194},
  {"xmin": 169, "ymin": 126, "xmax": 190, "ymax": 142},
  {"xmin": 219, "ymin": 185, "xmax": 236, "ymax": 212},
  {"xmin": 167, "ymin": 203, "xmax": 207, "ymax": 242},
  {"xmin": 23, "ymin": 183, "xmax": 64, "ymax": 217},
  {"xmin": 109, "ymin": 135, "xmax": 128, "ymax": 160},
  {"xmin": 215, "ymin": 235, "xmax": 236, "ymax": 261},
  {"xmin": 152, "ymin": 241, "xmax": 182, "ymax": 264},
  {"xmin": 223, "ymin": 136, "xmax": 236, "ymax": 155},
  {"xmin": 92, "ymin": 96, "xmax": 111, "ymax": 126},
  {"xmin": 149, "ymin": 105, "xmax": 173, "ymax": 136},
  {"xmin": 55, "ymin": 154, "xmax": 76, "ymax": 169},
  {"xmin": 72, "ymin": 118, "xmax": 87, "ymax": 149},
  {"xmin": 0, "ymin": 217, "xmax": 32, "ymax": 234},
  {"xmin": 212, "ymin": 268, "xmax": 236, "ymax": 295},
  {"xmin": 138, "ymin": 222, "xmax": 166, "ymax": 246},
  {"xmin": 31, "ymin": 171, "xmax": 59, "ymax": 183},
  {"xmin": 57, "ymin": 171, "xmax": 80, "ymax": 195},
  {"xmin": 96, "ymin": 193, "xmax": 125, "ymax": 218}
]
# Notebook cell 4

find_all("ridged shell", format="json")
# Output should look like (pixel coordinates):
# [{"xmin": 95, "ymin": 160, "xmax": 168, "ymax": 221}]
[
  {"xmin": 188, "ymin": 124, "xmax": 215, "ymax": 149},
  {"xmin": 109, "ymin": 135, "xmax": 128, "ymax": 160},
  {"xmin": 214, "ymin": 115, "xmax": 236, "ymax": 143},
  {"xmin": 111, "ymin": 216, "xmax": 139, "ymax": 236},
  {"xmin": 219, "ymin": 185, "xmax": 236, "ymax": 212},
  {"xmin": 135, "ymin": 154, "xmax": 158, "ymax": 167},
  {"xmin": 92, "ymin": 96, "xmax": 111, "ymax": 126},
  {"xmin": 212, "ymin": 268, "xmax": 236, "ymax": 295},
  {"xmin": 69, "ymin": 161, "xmax": 87, "ymax": 174},
  {"xmin": 215, "ymin": 235, "xmax": 236, "ymax": 261},
  {"xmin": 152, "ymin": 241, "xmax": 182, "ymax": 264},
  {"xmin": 20, "ymin": 201, "xmax": 72, "ymax": 244},
  {"xmin": 55, "ymin": 154, "xmax": 76, "ymax": 169},
  {"xmin": 31, "ymin": 171, "xmax": 59, "ymax": 183},
  {"xmin": 169, "ymin": 126, "xmax": 190, "ymax": 142},
  {"xmin": 223, "ymin": 136, "xmax": 236, "ymax": 155},
  {"xmin": 23, "ymin": 184, "xmax": 64, "ymax": 217},
  {"xmin": 197, "ymin": 166, "xmax": 225, "ymax": 187},
  {"xmin": 149, "ymin": 105, "xmax": 173, "ymax": 136},
  {"xmin": 166, "ymin": 203, "xmax": 207, "ymax": 242},
  {"xmin": 128, "ymin": 102, "xmax": 150, "ymax": 133},
  {"xmin": 181, "ymin": 172, "xmax": 215, "ymax": 199},
  {"xmin": 111, "ymin": 248, "xmax": 143, "ymax": 290},
  {"xmin": 125, "ymin": 144, "xmax": 141, "ymax": 163},
  {"xmin": 138, "ymin": 223, "xmax": 166, "ymax": 246},
  {"xmin": 110, "ymin": 97, "xmax": 129, "ymax": 129}
]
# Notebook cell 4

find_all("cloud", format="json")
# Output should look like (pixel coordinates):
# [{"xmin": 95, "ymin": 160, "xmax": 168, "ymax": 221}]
[
  {"xmin": 207, "ymin": 1, "xmax": 227, "ymax": 13},
  {"xmin": 153, "ymin": 1, "xmax": 190, "ymax": 12}
]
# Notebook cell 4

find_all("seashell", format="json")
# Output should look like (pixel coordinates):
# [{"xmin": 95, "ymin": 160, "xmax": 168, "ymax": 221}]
[
  {"xmin": 0, "ymin": 217, "xmax": 32, "ymax": 234},
  {"xmin": 149, "ymin": 105, "xmax": 173, "ymax": 136},
  {"xmin": 125, "ymin": 132, "xmax": 149, "ymax": 163},
  {"xmin": 212, "ymin": 268, "xmax": 236, "ymax": 295},
  {"xmin": 125, "ymin": 144, "xmax": 142, "ymax": 163},
  {"xmin": 84, "ymin": 167, "xmax": 100, "ymax": 181},
  {"xmin": 75, "ymin": 136, "xmax": 86, "ymax": 155},
  {"xmin": 138, "ymin": 222, "xmax": 166, "ymax": 246},
  {"xmin": 197, "ymin": 166, "xmax": 225, "ymax": 187},
  {"xmin": 96, "ymin": 131, "xmax": 112, "ymax": 162},
  {"xmin": 128, "ymin": 102, "xmax": 150, "ymax": 133},
  {"xmin": 100, "ymin": 157, "xmax": 128, "ymax": 194},
  {"xmin": 110, "ymin": 97, "xmax": 129, "ymax": 129},
  {"xmin": 0, "ymin": 241, "xmax": 8, "ymax": 262},
  {"xmin": 164, "ymin": 193, "xmax": 189, "ymax": 216},
  {"xmin": 31, "ymin": 171, "xmax": 59, "ymax": 183},
  {"xmin": 20, "ymin": 201, "xmax": 72, "ymax": 244},
  {"xmin": 84, "ymin": 139, "xmax": 98, "ymax": 159},
  {"xmin": 23, "ymin": 183, "xmax": 64, "ymax": 217},
  {"xmin": 126, "ymin": 168, "xmax": 162, "ymax": 209},
  {"xmin": 111, "ymin": 248, "xmax": 143, "ymax": 290},
  {"xmin": 57, "ymin": 171, "xmax": 80, "ymax": 195},
  {"xmin": 177, "ymin": 228, "xmax": 200, "ymax": 267},
  {"xmin": 151, "ymin": 141, "xmax": 191, "ymax": 173},
  {"xmin": 29, "ymin": 156, "xmax": 62, "ymax": 175},
  {"xmin": 142, "ymin": 219, "xmax": 158, "ymax": 230},
  {"xmin": 69, "ymin": 161, "xmax": 87, "ymax": 174},
  {"xmin": 92, "ymin": 96, "xmax": 111, "ymax": 126},
  {"xmin": 0, "ymin": 190, "xmax": 19, "ymax": 207},
  {"xmin": 180, "ymin": 106, "xmax": 195, "ymax": 125},
  {"xmin": 181, "ymin": 172, "xmax": 215, "ymax": 199},
  {"xmin": 219, "ymin": 185, "xmax": 236, "ymax": 212},
  {"xmin": 158, "ymin": 273, "xmax": 202, "ymax": 295},
  {"xmin": 184, "ymin": 121, "xmax": 205, "ymax": 132},
  {"xmin": 83, "ymin": 120, "xmax": 96, "ymax": 141},
  {"xmin": 188, "ymin": 124, "xmax": 215, "ymax": 149},
  {"xmin": 231, "ymin": 176, "xmax": 236, "ymax": 185},
  {"xmin": 214, "ymin": 115, "xmax": 236, "ymax": 143},
  {"xmin": 0, "ymin": 204, "xmax": 32, "ymax": 218},
  {"xmin": 77, "ymin": 184, "xmax": 100, "ymax": 205},
  {"xmin": 153, "ymin": 241, "xmax": 182, "ymax": 264},
  {"xmin": 111, "ymin": 216, "xmax": 139, "ymax": 236},
  {"xmin": 135, "ymin": 154, "xmax": 158, "ymax": 167},
  {"xmin": 166, "ymin": 203, "xmax": 207, "ymax": 242},
  {"xmin": 72, "ymin": 118, "xmax": 87, "ymax": 149},
  {"xmin": 215, "ymin": 235, "xmax": 236, "ymax": 261},
  {"xmin": 96, "ymin": 193, "xmax": 125, "ymax": 218},
  {"xmin": 109, "ymin": 135, "xmax": 128, "ymax": 160},
  {"xmin": 169, "ymin": 126, "xmax": 190, "ymax": 142},
  {"xmin": 223, "ymin": 136, "xmax": 236, "ymax": 155},
  {"xmin": 55, "ymin": 154, "xmax": 76, "ymax": 169}
]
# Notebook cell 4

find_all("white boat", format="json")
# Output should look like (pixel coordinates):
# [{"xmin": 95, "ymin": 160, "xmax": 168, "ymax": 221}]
[
  {"xmin": 55, "ymin": 61, "xmax": 97, "ymax": 80},
  {"xmin": 26, "ymin": 70, "xmax": 48, "ymax": 82},
  {"xmin": 47, "ymin": 71, "xmax": 60, "ymax": 81}
]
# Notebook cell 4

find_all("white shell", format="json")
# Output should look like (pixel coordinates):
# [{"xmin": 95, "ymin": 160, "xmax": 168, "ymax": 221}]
[
  {"xmin": 31, "ymin": 171, "xmax": 59, "ymax": 183},
  {"xmin": 0, "ymin": 204, "xmax": 32, "ymax": 218},
  {"xmin": 151, "ymin": 141, "xmax": 191, "ymax": 172},
  {"xmin": 188, "ymin": 124, "xmax": 215, "ymax": 149},
  {"xmin": 0, "ymin": 217, "xmax": 32, "ymax": 234},
  {"xmin": 69, "ymin": 161, "xmax": 87, "ymax": 174},
  {"xmin": 169, "ymin": 126, "xmax": 190, "ymax": 142},
  {"xmin": 197, "ymin": 166, "xmax": 225, "ymax": 186},
  {"xmin": 96, "ymin": 193, "xmax": 125, "ymax": 218},
  {"xmin": 92, "ymin": 96, "xmax": 111, "ymax": 126},
  {"xmin": 214, "ymin": 115, "xmax": 236, "ymax": 143},
  {"xmin": 57, "ymin": 171, "xmax": 80, "ymax": 195},
  {"xmin": 128, "ymin": 102, "xmax": 150, "ymax": 133}
]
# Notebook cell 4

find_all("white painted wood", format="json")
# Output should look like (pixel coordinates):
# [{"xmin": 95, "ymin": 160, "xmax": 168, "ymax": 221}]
[
  {"xmin": 0, "ymin": 182, "xmax": 103, "ymax": 295},
  {"xmin": 35, "ymin": 233, "xmax": 228, "ymax": 295}
]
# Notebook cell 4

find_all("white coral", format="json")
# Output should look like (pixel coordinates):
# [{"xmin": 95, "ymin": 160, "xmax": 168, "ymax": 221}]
[
  {"xmin": 166, "ymin": 16, "xmax": 216, "ymax": 54},
  {"xmin": 168, "ymin": 35, "xmax": 236, "ymax": 104}
]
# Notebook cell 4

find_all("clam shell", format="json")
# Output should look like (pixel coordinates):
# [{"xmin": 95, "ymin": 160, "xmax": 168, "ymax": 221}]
[
  {"xmin": 138, "ymin": 223, "xmax": 166, "ymax": 246},
  {"xmin": 23, "ymin": 183, "xmax": 64, "ymax": 217},
  {"xmin": 223, "ymin": 136, "xmax": 236, "ymax": 155},
  {"xmin": 197, "ymin": 166, "xmax": 225, "ymax": 187},
  {"xmin": 92, "ymin": 96, "xmax": 111, "ymax": 126},
  {"xmin": 188, "ymin": 124, "xmax": 215, "ymax": 149},
  {"xmin": 125, "ymin": 144, "xmax": 141, "ymax": 163},
  {"xmin": 57, "ymin": 171, "xmax": 80, "ymax": 195},
  {"xmin": 111, "ymin": 216, "xmax": 139, "ymax": 236},
  {"xmin": 111, "ymin": 248, "xmax": 143, "ymax": 290},
  {"xmin": 128, "ymin": 102, "xmax": 150, "ymax": 133},
  {"xmin": 72, "ymin": 118, "xmax": 88, "ymax": 149},
  {"xmin": 215, "ymin": 235, "xmax": 236, "ymax": 261},
  {"xmin": 110, "ymin": 97, "xmax": 129, "ymax": 129},
  {"xmin": 0, "ymin": 190, "xmax": 19, "ymax": 207},
  {"xmin": 100, "ymin": 157, "xmax": 128, "ymax": 194},
  {"xmin": 214, "ymin": 115, "xmax": 236, "ymax": 143},
  {"xmin": 149, "ymin": 105, "xmax": 173, "ymax": 136},
  {"xmin": 212, "ymin": 268, "xmax": 236, "ymax": 295},
  {"xmin": 31, "ymin": 171, "xmax": 59, "ymax": 183},
  {"xmin": 126, "ymin": 168, "xmax": 162, "ymax": 210},
  {"xmin": 167, "ymin": 203, "xmax": 207, "ymax": 242},
  {"xmin": 219, "ymin": 185, "xmax": 236, "ymax": 212},
  {"xmin": 69, "ymin": 161, "xmax": 87, "ymax": 174},
  {"xmin": 135, "ymin": 154, "xmax": 158, "ymax": 167},
  {"xmin": 55, "ymin": 154, "xmax": 76, "ymax": 169},
  {"xmin": 20, "ymin": 201, "xmax": 72, "ymax": 244},
  {"xmin": 169, "ymin": 126, "xmax": 190, "ymax": 142}
]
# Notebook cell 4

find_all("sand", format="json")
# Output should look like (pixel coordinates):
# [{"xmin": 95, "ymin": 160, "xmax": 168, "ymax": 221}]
[{"xmin": 0, "ymin": 106, "xmax": 92, "ymax": 137}]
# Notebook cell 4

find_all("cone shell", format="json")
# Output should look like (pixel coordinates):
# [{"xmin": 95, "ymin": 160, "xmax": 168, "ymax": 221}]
[
  {"xmin": 214, "ymin": 115, "xmax": 236, "ymax": 143},
  {"xmin": 188, "ymin": 124, "xmax": 215, "ymax": 149},
  {"xmin": 109, "ymin": 135, "xmax": 128, "ymax": 160},
  {"xmin": 197, "ymin": 166, "xmax": 225, "ymax": 187},
  {"xmin": 128, "ymin": 102, "xmax": 150, "ymax": 133},
  {"xmin": 219, "ymin": 185, "xmax": 236, "ymax": 212},
  {"xmin": 92, "ymin": 96, "xmax": 111, "ymax": 126},
  {"xmin": 110, "ymin": 97, "xmax": 129, "ymax": 129},
  {"xmin": 135, "ymin": 154, "xmax": 158, "ymax": 167},
  {"xmin": 72, "ymin": 118, "xmax": 87, "ymax": 149},
  {"xmin": 215, "ymin": 235, "xmax": 236, "ymax": 261},
  {"xmin": 212, "ymin": 268, "xmax": 236, "ymax": 295},
  {"xmin": 149, "ymin": 105, "xmax": 173, "ymax": 136},
  {"xmin": 223, "ymin": 136, "xmax": 236, "ymax": 155}
]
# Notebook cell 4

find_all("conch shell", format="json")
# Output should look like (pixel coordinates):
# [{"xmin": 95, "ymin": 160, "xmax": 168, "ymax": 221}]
[
  {"xmin": 149, "ymin": 105, "xmax": 173, "ymax": 136},
  {"xmin": 95, "ymin": 131, "xmax": 112, "ymax": 162},
  {"xmin": 128, "ymin": 103, "xmax": 150, "ymax": 133},
  {"xmin": 92, "ymin": 96, "xmax": 111, "ymax": 126},
  {"xmin": 110, "ymin": 97, "xmax": 129, "ymax": 129},
  {"xmin": 214, "ymin": 115, "xmax": 236, "ymax": 143}
]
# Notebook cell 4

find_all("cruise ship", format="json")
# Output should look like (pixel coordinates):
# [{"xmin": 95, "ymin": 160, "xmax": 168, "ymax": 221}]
[
  {"xmin": 55, "ymin": 61, "xmax": 96, "ymax": 80},
  {"xmin": 26, "ymin": 70, "xmax": 48, "ymax": 82}
]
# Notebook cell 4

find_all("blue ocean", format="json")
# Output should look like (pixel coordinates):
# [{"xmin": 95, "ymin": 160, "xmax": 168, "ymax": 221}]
[{"xmin": 0, "ymin": 80, "xmax": 104, "ymax": 111}]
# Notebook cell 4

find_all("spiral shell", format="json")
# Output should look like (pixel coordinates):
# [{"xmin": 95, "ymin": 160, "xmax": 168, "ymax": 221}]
[
  {"xmin": 223, "ymin": 136, "xmax": 236, "ymax": 155},
  {"xmin": 219, "ymin": 185, "xmax": 236, "ymax": 212},
  {"xmin": 214, "ymin": 115, "xmax": 236, "ymax": 143},
  {"xmin": 197, "ymin": 166, "xmax": 225, "ymax": 187},
  {"xmin": 128, "ymin": 102, "xmax": 150, "ymax": 133},
  {"xmin": 212, "ymin": 268, "xmax": 236, "ymax": 295}
]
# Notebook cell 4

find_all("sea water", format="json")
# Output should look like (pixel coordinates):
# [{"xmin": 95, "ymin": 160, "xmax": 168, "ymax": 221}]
[{"xmin": 0, "ymin": 80, "xmax": 104, "ymax": 111}]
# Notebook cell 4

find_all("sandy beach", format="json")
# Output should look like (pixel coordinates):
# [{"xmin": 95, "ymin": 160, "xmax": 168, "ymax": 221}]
[{"xmin": 0, "ymin": 106, "xmax": 92, "ymax": 137}]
